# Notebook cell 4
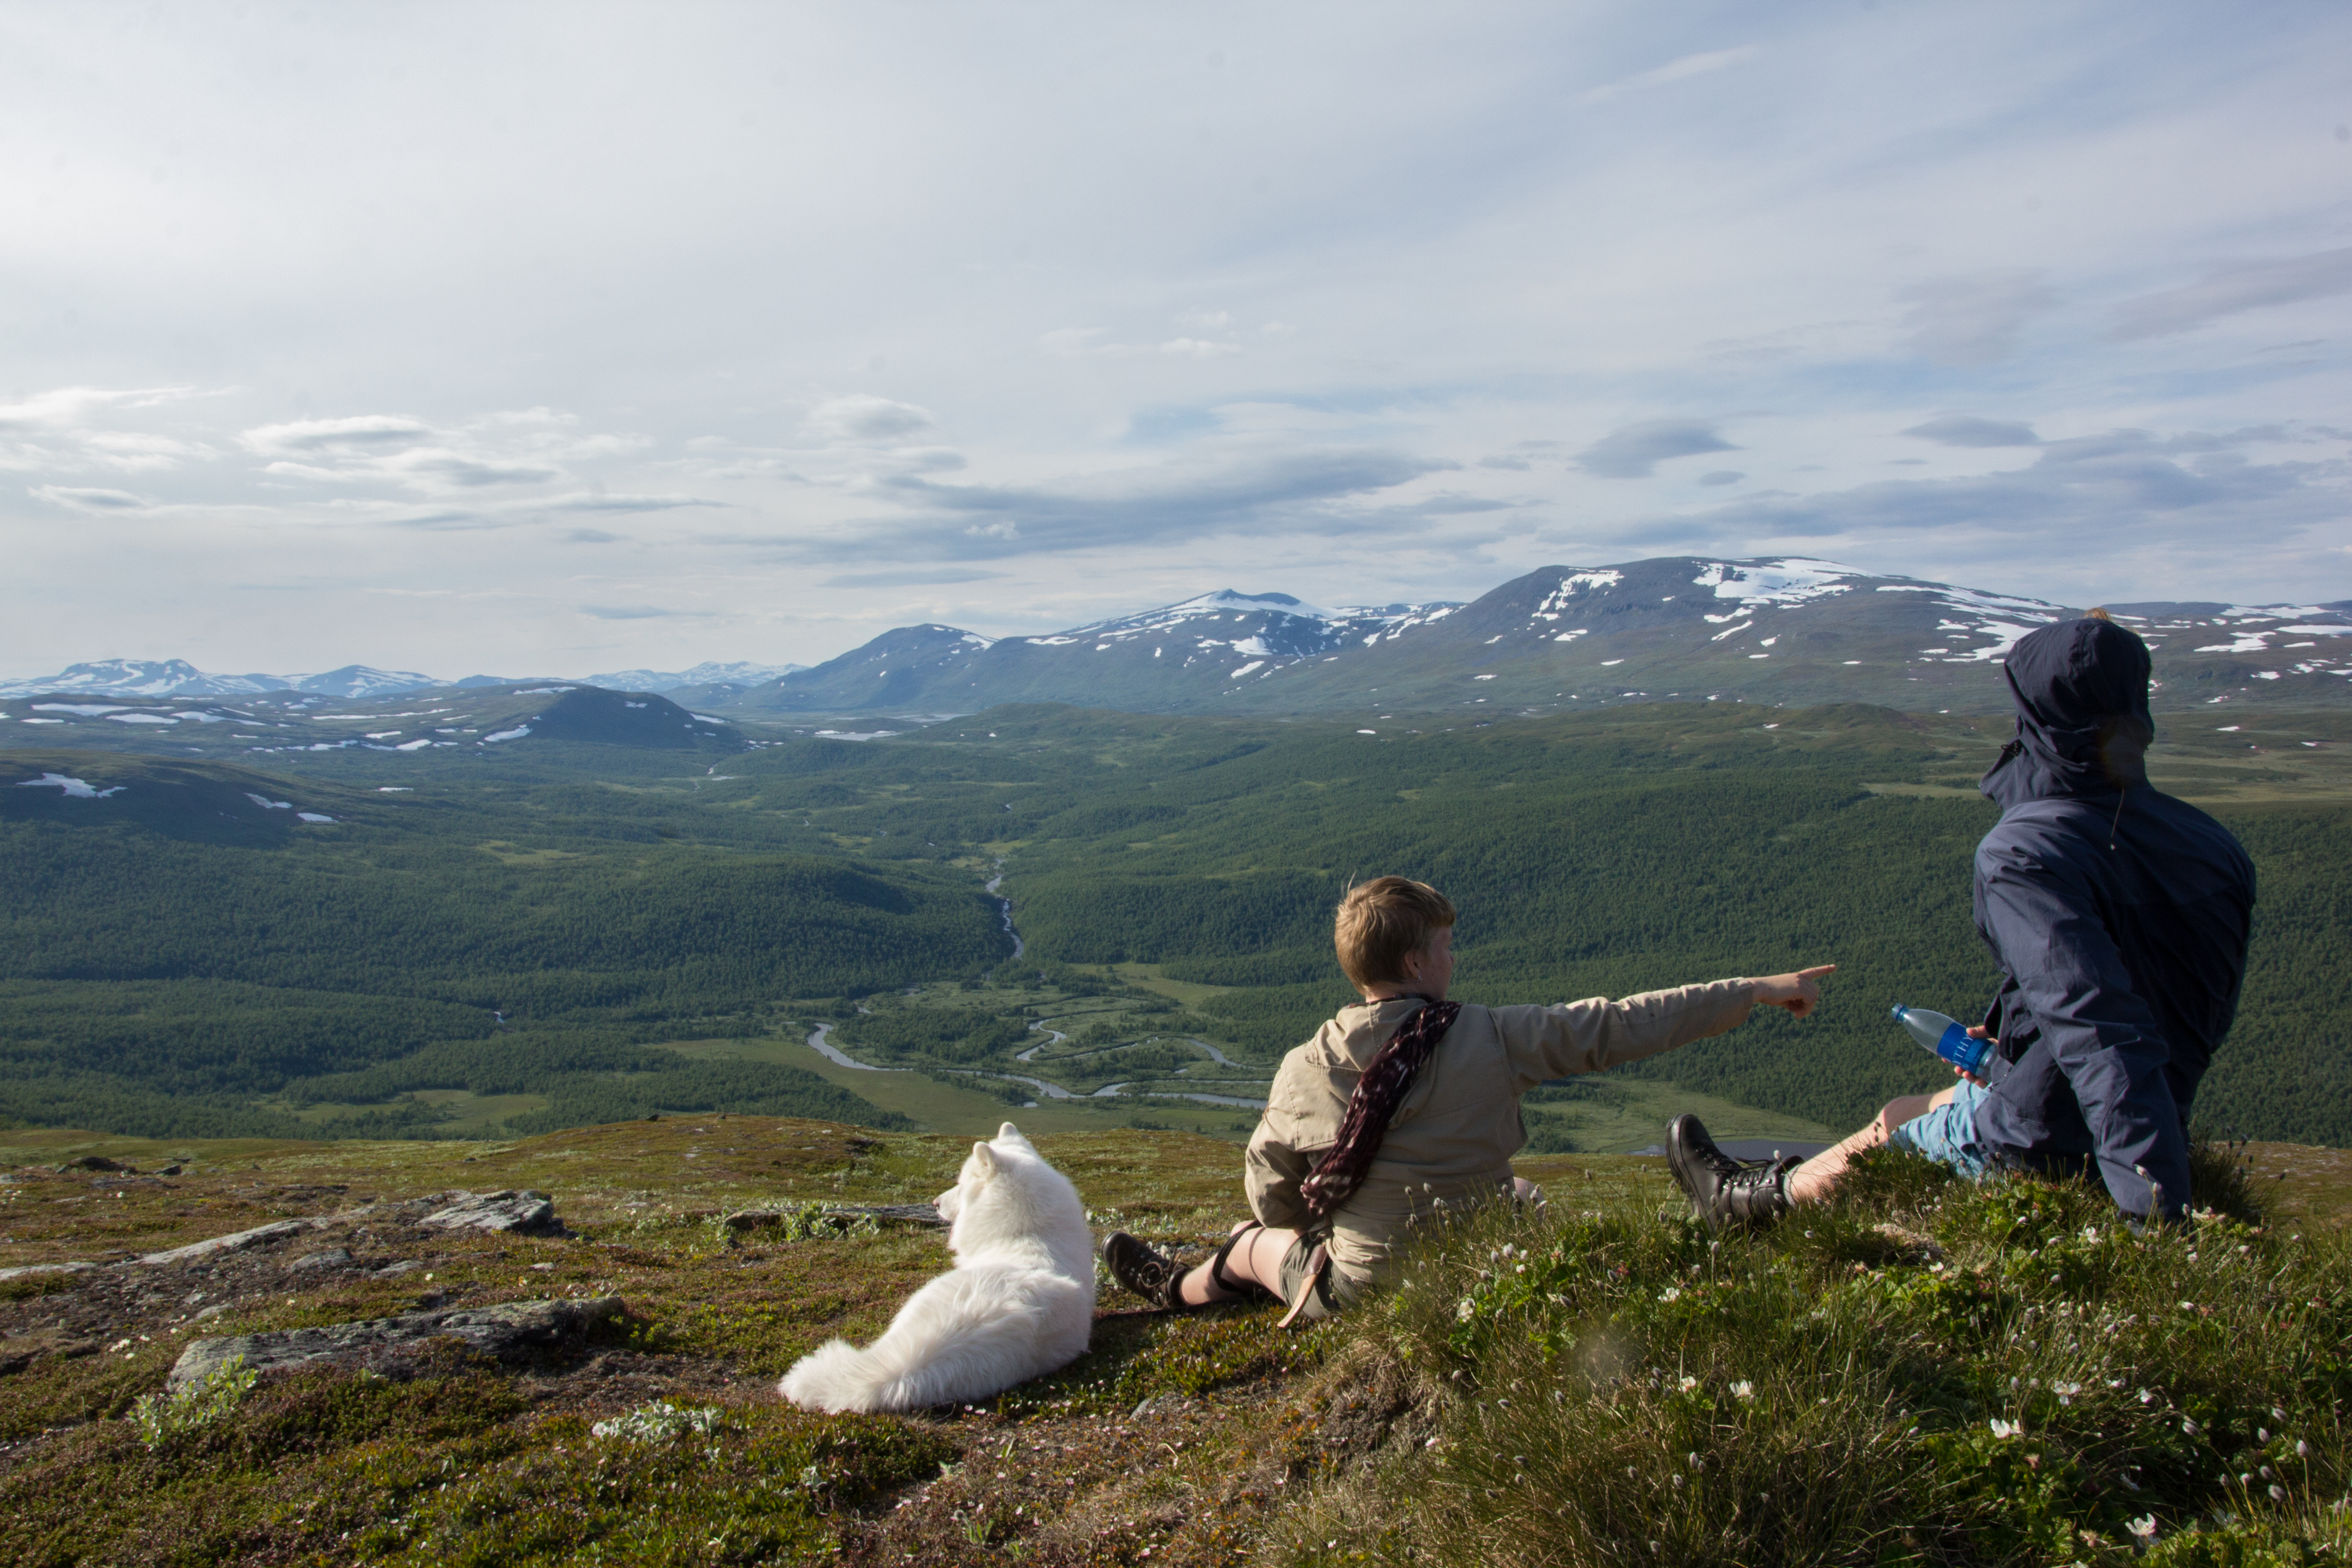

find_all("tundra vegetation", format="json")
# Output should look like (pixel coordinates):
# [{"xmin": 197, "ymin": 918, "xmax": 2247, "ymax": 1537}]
[{"xmin": 0, "ymin": 1119, "xmax": 2347, "ymax": 1566}]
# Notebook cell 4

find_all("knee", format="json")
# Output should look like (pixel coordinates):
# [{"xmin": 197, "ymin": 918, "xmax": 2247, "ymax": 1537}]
[{"xmin": 1874, "ymin": 1094, "xmax": 1932, "ymax": 1138}]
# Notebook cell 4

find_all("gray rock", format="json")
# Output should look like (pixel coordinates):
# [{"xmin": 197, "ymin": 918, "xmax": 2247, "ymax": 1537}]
[
  {"xmin": 418, "ymin": 1191, "xmax": 560, "ymax": 1235},
  {"xmin": 376, "ymin": 1259, "xmax": 426, "ymax": 1277},
  {"xmin": 168, "ymin": 1295, "xmax": 624, "ymax": 1387},
  {"xmin": 289, "ymin": 1248, "xmax": 353, "ymax": 1271},
  {"xmin": 64, "ymin": 1156, "xmax": 128, "ymax": 1172},
  {"xmin": 0, "ymin": 1262, "xmax": 94, "ymax": 1282},
  {"xmin": 137, "ymin": 1219, "xmax": 320, "ymax": 1266},
  {"xmin": 192, "ymin": 1302, "xmax": 237, "ymax": 1323}
]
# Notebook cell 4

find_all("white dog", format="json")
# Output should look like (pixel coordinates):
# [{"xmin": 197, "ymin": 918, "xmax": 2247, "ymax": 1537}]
[{"xmin": 778, "ymin": 1122, "xmax": 1094, "ymax": 1414}]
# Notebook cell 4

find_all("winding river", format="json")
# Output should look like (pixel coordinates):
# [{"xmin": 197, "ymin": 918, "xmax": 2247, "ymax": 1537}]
[{"xmin": 798, "ymin": 866, "xmax": 1265, "ymax": 1108}]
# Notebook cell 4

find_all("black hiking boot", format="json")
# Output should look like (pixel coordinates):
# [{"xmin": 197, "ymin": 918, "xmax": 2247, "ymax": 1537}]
[
  {"xmin": 1102, "ymin": 1232, "xmax": 1186, "ymax": 1309},
  {"xmin": 1667, "ymin": 1113, "xmax": 1797, "ymax": 1232}
]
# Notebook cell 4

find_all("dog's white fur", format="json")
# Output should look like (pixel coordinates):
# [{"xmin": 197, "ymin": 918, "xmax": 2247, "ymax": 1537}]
[{"xmin": 777, "ymin": 1122, "xmax": 1094, "ymax": 1413}]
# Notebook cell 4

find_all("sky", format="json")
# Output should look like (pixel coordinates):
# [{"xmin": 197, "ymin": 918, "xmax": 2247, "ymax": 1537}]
[{"xmin": 4, "ymin": 1, "xmax": 2350, "ymax": 681}]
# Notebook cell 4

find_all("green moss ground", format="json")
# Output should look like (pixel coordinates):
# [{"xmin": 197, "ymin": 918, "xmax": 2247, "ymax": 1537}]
[{"xmin": 3, "ymin": 1119, "xmax": 2347, "ymax": 1565}]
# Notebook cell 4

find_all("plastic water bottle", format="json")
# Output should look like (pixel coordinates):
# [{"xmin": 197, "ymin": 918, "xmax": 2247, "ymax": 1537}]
[{"xmin": 1891, "ymin": 1005, "xmax": 1992, "ymax": 1076}]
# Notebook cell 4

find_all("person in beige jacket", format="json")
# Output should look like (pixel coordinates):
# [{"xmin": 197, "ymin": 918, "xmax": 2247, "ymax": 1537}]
[{"xmin": 1101, "ymin": 876, "xmax": 1833, "ymax": 1322}]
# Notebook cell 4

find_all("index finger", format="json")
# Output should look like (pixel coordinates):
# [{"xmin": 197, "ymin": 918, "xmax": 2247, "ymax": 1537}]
[{"xmin": 1795, "ymin": 965, "xmax": 1838, "ymax": 979}]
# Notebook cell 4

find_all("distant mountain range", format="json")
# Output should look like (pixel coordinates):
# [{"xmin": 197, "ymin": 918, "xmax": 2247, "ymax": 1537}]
[
  {"xmin": 720, "ymin": 559, "xmax": 2352, "ymax": 717},
  {"xmin": 0, "ymin": 658, "xmax": 801, "ymax": 702},
  {"xmin": 8, "ymin": 559, "xmax": 2348, "ymax": 720}
]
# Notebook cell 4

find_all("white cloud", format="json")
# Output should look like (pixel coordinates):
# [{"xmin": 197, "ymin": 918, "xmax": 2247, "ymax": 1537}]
[
  {"xmin": 803, "ymin": 395, "xmax": 938, "ymax": 445},
  {"xmin": 0, "ymin": 387, "xmax": 202, "ymax": 431},
  {"xmin": 1902, "ymin": 416, "xmax": 2041, "ymax": 448},
  {"xmin": 30, "ymin": 485, "xmax": 150, "ymax": 512},
  {"xmin": 1581, "ymin": 45, "xmax": 1758, "ymax": 105},
  {"xmin": 1898, "ymin": 271, "xmax": 2059, "ymax": 366},
  {"xmin": 1577, "ymin": 421, "xmax": 1738, "ymax": 480},
  {"xmin": 2108, "ymin": 247, "xmax": 2352, "ymax": 340}
]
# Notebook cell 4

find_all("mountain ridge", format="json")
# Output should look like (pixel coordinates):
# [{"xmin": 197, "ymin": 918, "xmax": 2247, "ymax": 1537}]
[
  {"xmin": 10, "ymin": 557, "xmax": 2349, "ymax": 715},
  {"xmin": 725, "ymin": 557, "xmax": 2352, "ymax": 717}
]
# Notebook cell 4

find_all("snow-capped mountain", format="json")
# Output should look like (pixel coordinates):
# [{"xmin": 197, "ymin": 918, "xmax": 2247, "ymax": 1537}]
[
  {"xmin": 577, "ymin": 660, "xmax": 804, "ymax": 694},
  {"xmin": 0, "ymin": 659, "xmax": 441, "ymax": 701},
  {"xmin": 9, "ymin": 559, "xmax": 2345, "ymax": 724},
  {"xmin": 723, "ymin": 558, "xmax": 2352, "ymax": 717}
]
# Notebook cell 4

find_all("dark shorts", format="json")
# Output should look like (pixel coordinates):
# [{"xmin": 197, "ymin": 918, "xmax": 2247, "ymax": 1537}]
[
  {"xmin": 1888, "ymin": 1080, "xmax": 2001, "ymax": 1181},
  {"xmin": 1276, "ymin": 1233, "xmax": 1357, "ymax": 1323}
]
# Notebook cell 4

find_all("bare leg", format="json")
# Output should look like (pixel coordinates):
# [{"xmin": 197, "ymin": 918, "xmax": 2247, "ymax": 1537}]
[
  {"xmin": 1785, "ymin": 1087, "xmax": 1955, "ymax": 1205},
  {"xmin": 1174, "ymin": 1220, "xmax": 1304, "ymax": 1307}
]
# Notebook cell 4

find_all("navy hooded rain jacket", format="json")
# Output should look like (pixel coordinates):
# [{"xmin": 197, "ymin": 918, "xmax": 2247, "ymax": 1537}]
[{"xmin": 1968, "ymin": 617, "xmax": 2256, "ymax": 1221}]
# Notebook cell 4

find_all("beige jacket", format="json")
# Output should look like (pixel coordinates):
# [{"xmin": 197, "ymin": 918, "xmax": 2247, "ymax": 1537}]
[{"xmin": 1245, "ymin": 980, "xmax": 1759, "ymax": 1293}]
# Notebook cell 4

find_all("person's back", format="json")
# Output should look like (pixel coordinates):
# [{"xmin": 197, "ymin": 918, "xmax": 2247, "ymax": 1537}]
[
  {"xmin": 1970, "ymin": 615, "xmax": 2256, "ymax": 1216},
  {"xmin": 1669, "ymin": 612, "xmax": 2257, "ymax": 1232}
]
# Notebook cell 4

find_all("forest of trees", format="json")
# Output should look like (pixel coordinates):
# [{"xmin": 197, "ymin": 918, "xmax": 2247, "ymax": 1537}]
[{"xmin": 4, "ymin": 700, "xmax": 2345, "ymax": 1146}]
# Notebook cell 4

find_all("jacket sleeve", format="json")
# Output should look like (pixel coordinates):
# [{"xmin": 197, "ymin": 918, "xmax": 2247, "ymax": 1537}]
[
  {"xmin": 1488, "ymin": 980, "xmax": 1758, "ymax": 1094},
  {"xmin": 1244, "ymin": 1056, "xmax": 1319, "ymax": 1230},
  {"xmin": 1976, "ymin": 840, "xmax": 2188, "ymax": 1220}
]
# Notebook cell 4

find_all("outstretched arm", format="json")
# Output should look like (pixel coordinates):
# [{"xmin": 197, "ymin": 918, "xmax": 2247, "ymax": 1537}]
[{"xmin": 1494, "ymin": 964, "xmax": 1836, "ymax": 1089}]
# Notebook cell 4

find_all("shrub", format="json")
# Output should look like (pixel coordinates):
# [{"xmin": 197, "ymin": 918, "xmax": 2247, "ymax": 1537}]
[{"xmin": 129, "ymin": 1358, "xmax": 256, "ymax": 1450}]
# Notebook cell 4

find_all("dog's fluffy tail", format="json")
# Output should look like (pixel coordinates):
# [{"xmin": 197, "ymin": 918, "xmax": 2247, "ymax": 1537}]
[{"xmin": 776, "ymin": 1338, "xmax": 882, "ymax": 1413}]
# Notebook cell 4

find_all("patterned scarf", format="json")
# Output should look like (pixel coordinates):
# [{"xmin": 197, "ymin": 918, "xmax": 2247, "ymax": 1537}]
[{"xmin": 1299, "ymin": 996, "xmax": 1461, "ymax": 1224}]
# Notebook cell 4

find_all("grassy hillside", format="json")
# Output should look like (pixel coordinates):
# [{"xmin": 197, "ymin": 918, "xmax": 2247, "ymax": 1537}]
[{"xmin": 1, "ymin": 1120, "xmax": 2346, "ymax": 1565}]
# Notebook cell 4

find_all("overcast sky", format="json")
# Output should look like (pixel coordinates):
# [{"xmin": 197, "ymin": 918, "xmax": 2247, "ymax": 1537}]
[{"xmin": 5, "ymin": 1, "xmax": 2350, "ymax": 680}]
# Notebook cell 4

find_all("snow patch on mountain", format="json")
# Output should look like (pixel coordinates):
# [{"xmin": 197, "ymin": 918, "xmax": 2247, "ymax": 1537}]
[
  {"xmin": 17, "ymin": 773, "xmax": 124, "ymax": 799},
  {"xmin": 1694, "ymin": 559, "xmax": 1858, "ymax": 607}
]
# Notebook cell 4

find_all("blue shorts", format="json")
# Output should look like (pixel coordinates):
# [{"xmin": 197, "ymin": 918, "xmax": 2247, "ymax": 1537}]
[{"xmin": 1887, "ymin": 1079, "xmax": 2001, "ymax": 1181}]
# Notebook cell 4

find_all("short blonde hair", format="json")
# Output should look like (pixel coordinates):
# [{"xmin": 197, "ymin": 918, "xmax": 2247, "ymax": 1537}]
[{"xmin": 1334, "ymin": 877, "xmax": 1457, "ymax": 991}]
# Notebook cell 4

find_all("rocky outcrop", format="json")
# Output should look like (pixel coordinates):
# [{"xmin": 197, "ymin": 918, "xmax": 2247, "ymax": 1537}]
[
  {"xmin": 137, "ymin": 1219, "xmax": 323, "ymax": 1265},
  {"xmin": 418, "ymin": 1190, "xmax": 562, "ymax": 1235},
  {"xmin": 167, "ymin": 1295, "xmax": 624, "ymax": 1387}
]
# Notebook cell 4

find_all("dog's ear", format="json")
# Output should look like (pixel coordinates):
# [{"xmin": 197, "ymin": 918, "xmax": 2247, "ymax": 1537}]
[
  {"xmin": 996, "ymin": 1121, "xmax": 1031, "ymax": 1147},
  {"xmin": 969, "ymin": 1142, "xmax": 999, "ymax": 1178}
]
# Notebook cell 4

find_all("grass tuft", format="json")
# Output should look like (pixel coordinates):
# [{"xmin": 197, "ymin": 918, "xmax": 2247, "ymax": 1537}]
[{"xmin": 1274, "ymin": 1151, "xmax": 2352, "ymax": 1567}]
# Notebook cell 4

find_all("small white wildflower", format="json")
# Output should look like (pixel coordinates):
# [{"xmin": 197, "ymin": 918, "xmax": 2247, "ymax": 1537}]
[
  {"xmin": 1731, "ymin": 1381, "xmax": 1756, "ymax": 1401},
  {"xmin": 2126, "ymin": 1514, "xmax": 2158, "ymax": 1542},
  {"xmin": 2138, "ymin": 1388, "xmax": 2156, "ymax": 1405},
  {"xmin": 1989, "ymin": 1418, "xmax": 2021, "ymax": 1439},
  {"xmin": 1677, "ymin": 1375, "xmax": 1699, "ymax": 1393},
  {"xmin": 2053, "ymin": 1382, "xmax": 2082, "ymax": 1405},
  {"xmin": 2271, "ymin": 1485, "xmax": 2289, "ymax": 1502},
  {"xmin": 1455, "ymin": 1299, "xmax": 1475, "ymax": 1322},
  {"xmin": 2299, "ymin": 1441, "xmax": 2312, "ymax": 1458},
  {"xmin": 1659, "ymin": 1287, "xmax": 1682, "ymax": 1303},
  {"xmin": 2182, "ymin": 1417, "xmax": 2200, "ymax": 1436}
]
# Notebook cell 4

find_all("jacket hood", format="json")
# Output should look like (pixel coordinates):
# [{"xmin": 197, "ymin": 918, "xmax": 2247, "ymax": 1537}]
[
  {"xmin": 1981, "ymin": 617, "xmax": 2156, "ymax": 808},
  {"xmin": 1321, "ymin": 996, "xmax": 1444, "ymax": 1064}
]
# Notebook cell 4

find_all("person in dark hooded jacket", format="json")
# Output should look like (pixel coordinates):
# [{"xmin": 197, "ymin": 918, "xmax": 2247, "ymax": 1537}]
[{"xmin": 1669, "ymin": 612, "xmax": 2256, "ymax": 1226}]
